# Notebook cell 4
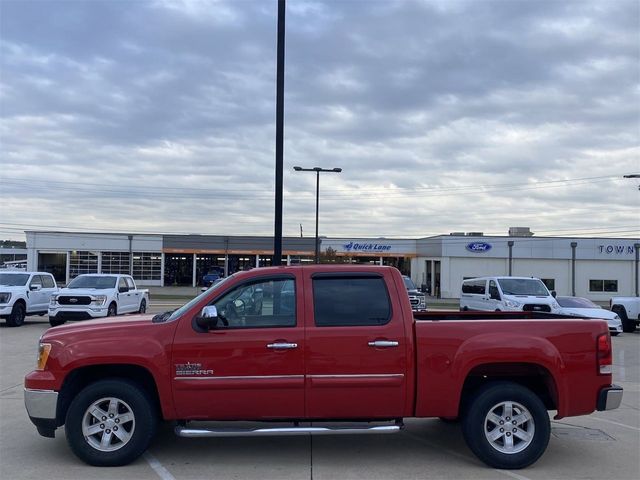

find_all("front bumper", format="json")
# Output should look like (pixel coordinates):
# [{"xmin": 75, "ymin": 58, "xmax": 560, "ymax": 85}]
[
  {"xmin": 0, "ymin": 305, "xmax": 13, "ymax": 316},
  {"xmin": 48, "ymin": 306, "xmax": 108, "ymax": 321},
  {"xmin": 596, "ymin": 385, "xmax": 623, "ymax": 411},
  {"xmin": 24, "ymin": 388, "xmax": 59, "ymax": 438}
]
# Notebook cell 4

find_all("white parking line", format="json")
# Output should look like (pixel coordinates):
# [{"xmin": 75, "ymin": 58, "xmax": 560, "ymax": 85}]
[
  {"xmin": 144, "ymin": 452, "xmax": 176, "ymax": 480},
  {"xmin": 588, "ymin": 416, "xmax": 640, "ymax": 431}
]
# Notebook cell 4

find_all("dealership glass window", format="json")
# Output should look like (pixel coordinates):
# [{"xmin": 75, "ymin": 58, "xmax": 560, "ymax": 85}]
[
  {"xmin": 102, "ymin": 252, "xmax": 131, "ymax": 274},
  {"xmin": 589, "ymin": 280, "xmax": 618, "ymax": 292},
  {"xmin": 133, "ymin": 252, "xmax": 162, "ymax": 281},
  {"xmin": 541, "ymin": 279, "xmax": 555, "ymax": 291},
  {"xmin": 312, "ymin": 276, "xmax": 391, "ymax": 327},
  {"xmin": 69, "ymin": 251, "xmax": 98, "ymax": 278}
]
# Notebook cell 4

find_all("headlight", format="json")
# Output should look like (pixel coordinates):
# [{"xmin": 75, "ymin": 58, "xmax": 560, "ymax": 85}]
[
  {"xmin": 36, "ymin": 343, "xmax": 52, "ymax": 370},
  {"xmin": 0, "ymin": 292, "xmax": 11, "ymax": 304},
  {"xmin": 49, "ymin": 295, "xmax": 58, "ymax": 306},
  {"xmin": 504, "ymin": 300, "xmax": 522, "ymax": 308},
  {"xmin": 91, "ymin": 295, "xmax": 107, "ymax": 306}
]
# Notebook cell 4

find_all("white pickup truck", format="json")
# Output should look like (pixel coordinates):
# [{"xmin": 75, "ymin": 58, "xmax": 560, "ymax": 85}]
[
  {"xmin": 610, "ymin": 297, "xmax": 640, "ymax": 333},
  {"xmin": 0, "ymin": 271, "xmax": 58, "ymax": 327},
  {"xmin": 49, "ymin": 274, "xmax": 149, "ymax": 327}
]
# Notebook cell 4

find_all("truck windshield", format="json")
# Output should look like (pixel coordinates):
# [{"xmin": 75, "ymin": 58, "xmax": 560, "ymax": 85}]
[
  {"xmin": 557, "ymin": 297, "xmax": 599, "ymax": 309},
  {"xmin": 0, "ymin": 273, "xmax": 29, "ymax": 286},
  {"xmin": 403, "ymin": 277, "xmax": 417, "ymax": 290},
  {"xmin": 167, "ymin": 274, "xmax": 236, "ymax": 322},
  {"xmin": 67, "ymin": 276, "xmax": 117, "ymax": 289},
  {"xmin": 498, "ymin": 279, "xmax": 549, "ymax": 296}
]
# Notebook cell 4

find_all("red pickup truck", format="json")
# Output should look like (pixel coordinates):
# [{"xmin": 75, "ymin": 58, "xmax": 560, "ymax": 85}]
[{"xmin": 25, "ymin": 266, "xmax": 622, "ymax": 469}]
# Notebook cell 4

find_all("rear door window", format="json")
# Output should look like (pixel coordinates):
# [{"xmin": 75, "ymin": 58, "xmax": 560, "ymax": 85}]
[{"xmin": 312, "ymin": 276, "xmax": 391, "ymax": 327}]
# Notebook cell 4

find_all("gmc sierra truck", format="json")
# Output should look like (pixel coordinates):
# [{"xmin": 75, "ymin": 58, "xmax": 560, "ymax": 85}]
[{"xmin": 25, "ymin": 266, "xmax": 622, "ymax": 469}]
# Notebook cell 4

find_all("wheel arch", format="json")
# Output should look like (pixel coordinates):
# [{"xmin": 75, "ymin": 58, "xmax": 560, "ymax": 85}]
[
  {"xmin": 458, "ymin": 362, "xmax": 559, "ymax": 418},
  {"xmin": 56, "ymin": 364, "xmax": 163, "ymax": 426}
]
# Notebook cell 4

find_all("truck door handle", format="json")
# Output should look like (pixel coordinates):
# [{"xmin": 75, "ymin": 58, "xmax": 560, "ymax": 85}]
[
  {"xmin": 368, "ymin": 340, "xmax": 399, "ymax": 348},
  {"xmin": 267, "ymin": 342, "xmax": 298, "ymax": 350}
]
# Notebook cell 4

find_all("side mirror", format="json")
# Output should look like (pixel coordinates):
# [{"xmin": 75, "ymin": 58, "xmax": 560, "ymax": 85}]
[
  {"xmin": 30, "ymin": 284, "xmax": 42, "ymax": 291},
  {"xmin": 551, "ymin": 290, "xmax": 557, "ymax": 298},
  {"xmin": 195, "ymin": 305, "xmax": 219, "ymax": 331}
]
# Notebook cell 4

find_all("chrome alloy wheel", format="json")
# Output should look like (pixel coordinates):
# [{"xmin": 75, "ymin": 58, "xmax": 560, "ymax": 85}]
[
  {"xmin": 82, "ymin": 397, "xmax": 136, "ymax": 452},
  {"xmin": 484, "ymin": 401, "xmax": 535, "ymax": 454}
]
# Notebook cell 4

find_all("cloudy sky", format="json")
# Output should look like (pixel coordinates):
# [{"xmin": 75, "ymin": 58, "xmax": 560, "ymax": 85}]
[{"xmin": 1, "ymin": 0, "xmax": 638, "ymax": 241}]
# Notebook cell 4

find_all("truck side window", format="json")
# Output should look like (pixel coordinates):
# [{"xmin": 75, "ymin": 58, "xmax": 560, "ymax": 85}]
[
  {"xmin": 118, "ymin": 277, "xmax": 128, "ymax": 292},
  {"xmin": 29, "ymin": 275, "xmax": 43, "ymax": 289},
  {"xmin": 489, "ymin": 280, "xmax": 501, "ymax": 300},
  {"xmin": 213, "ymin": 277, "xmax": 296, "ymax": 328},
  {"xmin": 42, "ymin": 275, "xmax": 55, "ymax": 288},
  {"xmin": 125, "ymin": 277, "xmax": 135, "ymax": 290},
  {"xmin": 312, "ymin": 277, "xmax": 391, "ymax": 327}
]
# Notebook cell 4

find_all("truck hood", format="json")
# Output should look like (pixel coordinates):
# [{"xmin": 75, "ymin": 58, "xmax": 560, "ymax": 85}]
[
  {"xmin": 44, "ymin": 313, "xmax": 157, "ymax": 338},
  {"xmin": 557, "ymin": 307, "xmax": 618, "ymax": 321},
  {"xmin": 56, "ymin": 288, "xmax": 113, "ymax": 296},
  {"xmin": 0, "ymin": 285, "xmax": 28, "ymax": 293}
]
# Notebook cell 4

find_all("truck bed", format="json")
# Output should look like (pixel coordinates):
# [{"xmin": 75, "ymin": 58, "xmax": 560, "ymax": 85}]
[{"xmin": 414, "ymin": 311, "xmax": 579, "ymax": 321}]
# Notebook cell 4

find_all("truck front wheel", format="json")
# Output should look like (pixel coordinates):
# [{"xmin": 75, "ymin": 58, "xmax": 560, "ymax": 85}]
[
  {"xmin": 65, "ymin": 379, "xmax": 157, "ymax": 466},
  {"xmin": 462, "ymin": 381, "xmax": 550, "ymax": 469},
  {"xmin": 107, "ymin": 303, "xmax": 117, "ymax": 317},
  {"xmin": 612, "ymin": 306, "xmax": 634, "ymax": 333},
  {"xmin": 7, "ymin": 302, "xmax": 26, "ymax": 327}
]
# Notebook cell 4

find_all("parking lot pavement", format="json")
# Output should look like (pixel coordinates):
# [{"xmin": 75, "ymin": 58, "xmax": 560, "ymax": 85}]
[{"xmin": 1, "ymin": 315, "xmax": 638, "ymax": 480}]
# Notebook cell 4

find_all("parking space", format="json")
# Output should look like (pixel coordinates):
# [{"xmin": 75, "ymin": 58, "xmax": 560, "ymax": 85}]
[{"xmin": 1, "ymin": 313, "xmax": 638, "ymax": 480}]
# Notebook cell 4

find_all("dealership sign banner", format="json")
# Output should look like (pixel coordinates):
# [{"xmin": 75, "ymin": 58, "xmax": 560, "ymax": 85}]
[
  {"xmin": 466, "ymin": 242, "xmax": 492, "ymax": 253},
  {"xmin": 343, "ymin": 241, "xmax": 392, "ymax": 253}
]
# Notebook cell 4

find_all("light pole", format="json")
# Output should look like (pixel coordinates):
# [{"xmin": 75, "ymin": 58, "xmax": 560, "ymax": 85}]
[{"xmin": 293, "ymin": 166, "xmax": 342, "ymax": 263}]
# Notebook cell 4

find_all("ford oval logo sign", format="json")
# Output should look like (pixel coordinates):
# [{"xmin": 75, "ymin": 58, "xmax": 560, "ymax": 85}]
[{"xmin": 466, "ymin": 242, "xmax": 492, "ymax": 253}]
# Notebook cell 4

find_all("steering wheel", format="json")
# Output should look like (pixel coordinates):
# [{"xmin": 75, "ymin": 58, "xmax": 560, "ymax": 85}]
[{"xmin": 233, "ymin": 298, "xmax": 246, "ymax": 315}]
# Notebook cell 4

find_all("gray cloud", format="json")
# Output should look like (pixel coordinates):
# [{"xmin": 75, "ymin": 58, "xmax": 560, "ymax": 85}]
[{"xmin": 0, "ymin": 0, "xmax": 638, "ymax": 241}]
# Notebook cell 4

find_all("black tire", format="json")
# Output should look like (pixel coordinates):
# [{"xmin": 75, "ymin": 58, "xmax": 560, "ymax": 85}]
[
  {"xmin": 613, "ymin": 306, "xmax": 635, "ymax": 333},
  {"xmin": 49, "ymin": 317, "xmax": 66, "ymax": 327},
  {"xmin": 107, "ymin": 303, "xmax": 117, "ymax": 317},
  {"xmin": 462, "ymin": 381, "xmax": 550, "ymax": 469},
  {"xmin": 138, "ymin": 299, "xmax": 146, "ymax": 314},
  {"xmin": 65, "ymin": 379, "xmax": 157, "ymax": 466},
  {"xmin": 6, "ymin": 302, "xmax": 26, "ymax": 327}
]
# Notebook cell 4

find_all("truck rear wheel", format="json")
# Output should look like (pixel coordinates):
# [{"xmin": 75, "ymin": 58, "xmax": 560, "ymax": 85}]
[
  {"xmin": 462, "ymin": 381, "xmax": 549, "ymax": 469},
  {"xmin": 65, "ymin": 379, "xmax": 157, "ymax": 466},
  {"xmin": 7, "ymin": 302, "xmax": 26, "ymax": 327}
]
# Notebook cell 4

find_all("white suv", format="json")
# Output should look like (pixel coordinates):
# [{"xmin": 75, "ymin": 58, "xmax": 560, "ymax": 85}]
[{"xmin": 0, "ymin": 271, "xmax": 58, "ymax": 327}]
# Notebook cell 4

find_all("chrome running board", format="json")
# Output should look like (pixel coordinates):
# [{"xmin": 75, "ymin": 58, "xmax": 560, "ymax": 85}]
[{"xmin": 175, "ymin": 424, "xmax": 402, "ymax": 438}]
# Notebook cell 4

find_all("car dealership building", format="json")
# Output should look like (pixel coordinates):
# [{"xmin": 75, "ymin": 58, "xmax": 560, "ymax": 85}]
[{"xmin": 23, "ymin": 230, "xmax": 639, "ymax": 301}]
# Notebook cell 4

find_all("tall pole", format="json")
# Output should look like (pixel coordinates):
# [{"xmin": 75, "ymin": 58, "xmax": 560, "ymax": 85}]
[
  {"xmin": 315, "ymin": 170, "xmax": 320, "ymax": 263},
  {"xmin": 570, "ymin": 241, "xmax": 577, "ymax": 296},
  {"xmin": 273, "ymin": 0, "xmax": 286, "ymax": 266},
  {"xmin": 293, "ymin": 166, "xmax": 342, "ymax": 264}
]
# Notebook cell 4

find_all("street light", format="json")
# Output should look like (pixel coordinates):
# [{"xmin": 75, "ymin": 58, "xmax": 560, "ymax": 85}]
[{"xmin": 293, "ymin": 166, "xmax": 342, "ymax": 263}]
